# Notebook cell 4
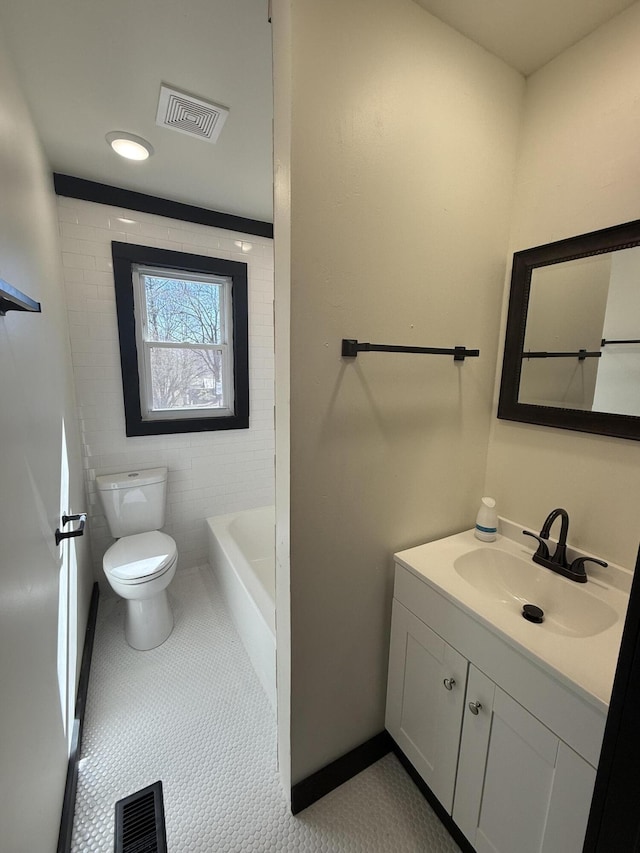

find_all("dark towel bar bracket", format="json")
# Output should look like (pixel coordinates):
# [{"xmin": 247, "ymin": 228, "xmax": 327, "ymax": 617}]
[{"xmin": 341, "ymin": 339, "xmax": 480, "ymax": 362}]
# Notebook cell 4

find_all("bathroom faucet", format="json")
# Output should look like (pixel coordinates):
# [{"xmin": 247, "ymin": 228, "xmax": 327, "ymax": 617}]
[
  {"xmin": 540, "ymin": 507, "xmax": 570, "ymax": 570},
  {"xmin": 523, "ymin": 508, "xmax": 607, "ymax": 583}
]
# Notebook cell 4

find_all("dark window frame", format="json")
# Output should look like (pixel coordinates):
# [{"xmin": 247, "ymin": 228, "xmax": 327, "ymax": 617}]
[{"xmin": 112, "ymin": 241, "xmax": 249, "ymax": 436}]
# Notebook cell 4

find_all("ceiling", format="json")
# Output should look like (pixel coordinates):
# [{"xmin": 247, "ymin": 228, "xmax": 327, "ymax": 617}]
[
  {"xmin": 0, "ymin": 0, "xmax": 636, "ymax": 223},
  {"xmin": 0, "ymin": 0, "xmax": 274, "ymax": 223},
  {"xmin": 413, "ymin": 0, "xmax": 637, "ymax": 76}
]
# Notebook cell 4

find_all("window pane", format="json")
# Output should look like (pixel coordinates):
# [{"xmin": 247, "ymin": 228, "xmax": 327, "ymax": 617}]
[
  {"xmin": 148, "ymin": 347, "xmax": 226, "ymax": 411},
  {"xmin": 142, "ymin": 274, "xmax": 226, "ymax": 345}
]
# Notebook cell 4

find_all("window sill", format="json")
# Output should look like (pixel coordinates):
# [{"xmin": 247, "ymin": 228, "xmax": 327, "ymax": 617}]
[{"xmin": 124, "ymin": 413, "xmax": 250, "ymax": 437}]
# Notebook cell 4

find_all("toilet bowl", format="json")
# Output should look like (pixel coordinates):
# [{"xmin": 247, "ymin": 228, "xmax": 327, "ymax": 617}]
[
  {"xmin": 96, "ymin": 467, "xmax": 178, "ymax": 650},
  {"xmin": 103, "ymin": 530, "xmax": 178, "ymax": 650}
]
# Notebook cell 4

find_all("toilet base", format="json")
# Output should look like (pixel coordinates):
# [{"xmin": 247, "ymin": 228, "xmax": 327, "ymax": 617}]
[{"xmin": 124, "ymin": 589, "xmax": 174, "ymax": 650}]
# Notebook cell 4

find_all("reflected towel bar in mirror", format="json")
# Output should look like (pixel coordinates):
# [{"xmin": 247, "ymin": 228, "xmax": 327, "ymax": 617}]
[
  {"xmin": 523, "ymin": 349, "xmax": 602, "ymax": 360},
  {"xmin": 341, "ymin": 339, "xmax": 480, "ymax": 361},
  {"xmin": 601, "ymin": 338, "xmax": 640, "ymax": 346}
]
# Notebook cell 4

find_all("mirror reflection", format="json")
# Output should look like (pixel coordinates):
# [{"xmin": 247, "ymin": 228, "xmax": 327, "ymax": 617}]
[
  {"xmin": 519, "ymin": 246, "xmax": 640, "ymax": 417},
  {"xmin": 498, "ymin": 217, "xmax": 640, "ymax": 441}
]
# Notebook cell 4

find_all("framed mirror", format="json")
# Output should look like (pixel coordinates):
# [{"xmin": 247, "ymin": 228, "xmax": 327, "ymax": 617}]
[{"xmin": 498, "ymin": 218, "xmax": 640, "ymax": 441}]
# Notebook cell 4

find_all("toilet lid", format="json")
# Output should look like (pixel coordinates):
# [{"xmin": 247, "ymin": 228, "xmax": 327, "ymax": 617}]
[{"xmin": 104, "ymin": 531, "xmax": 177, "ymax": 582}]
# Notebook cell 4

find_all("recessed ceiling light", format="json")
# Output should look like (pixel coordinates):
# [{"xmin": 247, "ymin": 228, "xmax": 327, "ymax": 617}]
[{"xmin": 106, "ymin": 131, "xmax": 154, "ymax": 161}]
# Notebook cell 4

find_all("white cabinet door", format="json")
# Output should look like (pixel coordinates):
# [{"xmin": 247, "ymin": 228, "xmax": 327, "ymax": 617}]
[
  {"xmin": 451, "ymin": 664, "xmax": 496, "ymax": 842},
  {"xmin": 454, "ymin": 666, "xmax": 595, "ymax": 853},
  {"xmin": 386, "ymin": 599, "xmax": 468, "ymax": 811},
  {"xmin": 542, "ymin": 742, "xmax": 596, "ymax": 853}
]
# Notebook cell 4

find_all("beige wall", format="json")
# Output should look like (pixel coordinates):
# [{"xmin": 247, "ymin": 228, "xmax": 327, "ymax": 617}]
[
  {"xmin": 0, "ymin": 21, "xmax": 92, "ymax": 852},
  {"xmin": 272, "ymin": 0, "xmax": 293, "ymax": 796},
  {"xmin": 277, "ymin": 0, "xmax": 524, "ymax": 782},
  {"xmin": 486, "ymin": 2, "xmax": 640, "ymax": 569}
]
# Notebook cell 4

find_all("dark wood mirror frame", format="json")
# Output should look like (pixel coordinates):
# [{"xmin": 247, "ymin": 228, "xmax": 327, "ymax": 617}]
[{"xmin": 498, "ymin": 218, "xmax": 640, "ymax": 442}]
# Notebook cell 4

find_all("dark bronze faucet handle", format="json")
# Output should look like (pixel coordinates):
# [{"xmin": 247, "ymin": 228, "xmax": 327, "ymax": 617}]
[
  {"xmin": 569, "ymin": 556, "xmax": 608, "ymax": 579},
  {"xmin": 522, "ymin": 529, "xmax": 550, "ymax": 560}
]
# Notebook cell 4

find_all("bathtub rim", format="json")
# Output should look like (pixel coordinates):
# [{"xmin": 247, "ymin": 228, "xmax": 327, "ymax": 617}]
[{"xmin": 206, "ymin": 505, "xmax": 275, "ymax": 635}]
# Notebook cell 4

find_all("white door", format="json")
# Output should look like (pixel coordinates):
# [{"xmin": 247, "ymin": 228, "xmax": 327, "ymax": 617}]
[
  {"xmin": 386, "ymin": 599, "xmax": 468, "ymax": 811},
  {"xmin": 57, "ymin": 421, "xmax": 81, "ymax": 751},
  {"xmin": 0, "ymin": 110, "xmax": 90, "ymax": 848}
]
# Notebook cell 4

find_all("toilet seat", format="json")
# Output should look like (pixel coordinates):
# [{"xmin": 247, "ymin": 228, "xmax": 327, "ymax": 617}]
[{"xmin": 104, "ymin": 531, "xmax": 177, "ymax": 585}]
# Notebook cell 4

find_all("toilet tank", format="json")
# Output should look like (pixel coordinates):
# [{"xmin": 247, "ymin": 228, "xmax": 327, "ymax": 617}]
[{"xmin": 96, "ymin": 467, "xmax": 168, "ymax": 538}]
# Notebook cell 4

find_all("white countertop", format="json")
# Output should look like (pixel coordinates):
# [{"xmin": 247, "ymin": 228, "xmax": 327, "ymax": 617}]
[{"xmin": 394, "ymin": 518, "xmax": 632, "ymax": 712}]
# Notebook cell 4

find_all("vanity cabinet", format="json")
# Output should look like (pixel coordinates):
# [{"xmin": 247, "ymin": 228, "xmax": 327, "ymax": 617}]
[
  {"xmin": 453, "ymin": 665, "xmax": 596, "ymax": 853},
  {"xmin": 386, "ymin": 566, "xmax": 600, "ymax": 853},
  {"xmin": 386, "ymin": 600, "xmax": 468, "ymax": 811}
]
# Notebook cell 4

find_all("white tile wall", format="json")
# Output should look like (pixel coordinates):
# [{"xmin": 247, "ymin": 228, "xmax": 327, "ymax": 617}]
[{"xmin": 57, "ymin": 197, "xmax": 275, "ymax": 577}]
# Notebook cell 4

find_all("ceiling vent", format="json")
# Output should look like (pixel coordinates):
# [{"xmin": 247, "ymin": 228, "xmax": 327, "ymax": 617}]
[{"xmin": 156, "ymin": 85, "xmax": 229, "ymax": 144}]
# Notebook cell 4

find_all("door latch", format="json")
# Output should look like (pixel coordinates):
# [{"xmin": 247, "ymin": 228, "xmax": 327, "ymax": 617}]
[{"xmin": 55, "ymin": 513, "xmax": 87, "ymax": 546}]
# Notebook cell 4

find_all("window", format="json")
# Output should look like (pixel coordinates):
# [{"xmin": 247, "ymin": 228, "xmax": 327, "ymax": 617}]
[{"xmin": 112, "ymin": 242, "xmax": 249, "ymax": 436}]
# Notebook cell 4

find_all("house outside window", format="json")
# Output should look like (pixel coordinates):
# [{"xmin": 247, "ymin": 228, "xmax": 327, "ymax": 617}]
[{"xmin": 112, "ymin": 242, "xmax": 249, "ymax": 436}]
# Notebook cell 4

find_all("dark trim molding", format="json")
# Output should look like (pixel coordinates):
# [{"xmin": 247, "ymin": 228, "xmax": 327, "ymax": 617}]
[
  {"xmin": 291, "ymin": 731, "xmax": 392, "ymax": 815},
  {"xmin": 111, "ymin": 241, "xmax": 249, "ymax": 436},
  {"xmin": 583, "ymin": 545, "xmax": 640, "ymax": 852},
  {"xmin": 390, "ymin": 738, "xmax": 476, "ymax": 853},
  {"xmin": 57, "ymin": 582, "xmax": 100, "ymax": 853},
  {"xmin": 497, "ymin": 217, "xmax": 640, "ymax": 442},
  {"xmin": 53, "ymin": 174, "xmax": 273, "ymax": 239}
]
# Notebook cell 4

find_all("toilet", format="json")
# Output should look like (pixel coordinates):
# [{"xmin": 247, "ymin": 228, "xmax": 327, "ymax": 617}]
[{"xmin": 96, "ymin": 467, "xmax": 178, "ymax": 650}]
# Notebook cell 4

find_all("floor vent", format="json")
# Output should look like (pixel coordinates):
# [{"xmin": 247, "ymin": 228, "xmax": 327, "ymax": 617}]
[{"xmin": 115, "ymin": 781, "xmax": 167, "ymax": 853}]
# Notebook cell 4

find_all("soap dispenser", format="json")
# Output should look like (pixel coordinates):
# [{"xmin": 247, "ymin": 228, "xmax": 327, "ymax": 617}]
[{"xmin": 475, "ymin": 497, "xmax": 498, "ymax": 542}]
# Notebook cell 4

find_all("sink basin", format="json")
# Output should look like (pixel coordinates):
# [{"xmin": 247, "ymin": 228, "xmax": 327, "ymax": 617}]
[
  {"xmin": 454, "ymin": 547, "xmax": 618, "ymax": 638},
  {"xmin": 395, "ymin": 520, "xmax": 630, "ymax": 708}
]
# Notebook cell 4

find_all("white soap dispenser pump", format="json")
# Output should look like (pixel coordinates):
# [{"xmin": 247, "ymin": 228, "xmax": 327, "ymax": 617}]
[{"xmin": 475, "ymin": 497, "xmax": 498, "ymax": 542}]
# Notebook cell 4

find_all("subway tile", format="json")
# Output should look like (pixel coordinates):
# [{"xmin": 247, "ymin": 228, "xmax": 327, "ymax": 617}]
[
  {"xmin": 61, "ymin": 223, "xmax": 99, "ymax": 242},
  {"xmin": 138, "ymin": 222, "xmax": 171, "ymax": 240},
  {"xmin": 58, "ymin": 207, "xmax": 79, "ymax": 224},
  {"xmin": 71, "ymin": 337, "xmax": 95, "ymax": 353},
  {"xmin": 66, "ymin": 281, "xmax": 96, "ymax": 300},
  {"xmin": 83, "ymin": 270, "xmax": 115, "ymax": 287},
  {"xmin": 59, "ymin": 197, "xmax": 274, "ymax": 564},
  {"xmin": 101, "ymin": 228, "xmax": 126, "ymax": 243},
  {"xmin": 95, "ymin": 256, "xmax": 114, "ymax": 272},
  {"xmin": 85, "ymin": 297, "xmax": 116, "ymax": 315},
  {"xmin": 75, "ymin": 206, "xmax": 112, "ymax": 228},
  {"xmin": 62, "ymin": 252, "xmax": 96, "ymax": 270},
  {"xmin": 187, "ymin": 230, "xmax": 222, "ymax": 249},
  {"xmin": 110, "ymin": 214, "xmax": 140, "ymax": 231},
  {"xmin": 160, "ymin": 240, "xmax": 185, "ymax": 253},
  {"xmin": 57, "ymin": 195, "xmax": 80, "ymax": 209},
  {"xmin": 63, "ymin": 266, "xmax": 87, "ymax": 284},
  {"xmin": 167, "ymin": 227, "xmax": 194, "ymax": 244},
  {"xmin": 67, "ymin": 309, "xmax": 89, "ymax": 326}
]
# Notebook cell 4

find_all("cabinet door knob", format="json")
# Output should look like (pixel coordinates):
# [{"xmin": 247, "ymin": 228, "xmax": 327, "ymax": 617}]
[
  {"xmin": 443, "ymin": 678, "xmax": 456, "ymax": 691},
  {"xmin": 468, "ymin": 700, "xmax": 482, "ymax": 715}
]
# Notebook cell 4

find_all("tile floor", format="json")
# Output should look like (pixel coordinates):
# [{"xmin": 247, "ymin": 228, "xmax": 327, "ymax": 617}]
[{"xmin": 71, "ymin": 566, "xmax": 461, "ymax": 852}]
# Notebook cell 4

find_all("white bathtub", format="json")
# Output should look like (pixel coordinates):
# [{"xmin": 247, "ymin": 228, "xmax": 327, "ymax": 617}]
[{"xmin": 206, "ymin": 505, "xmax": 276, "ymax": 710}]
